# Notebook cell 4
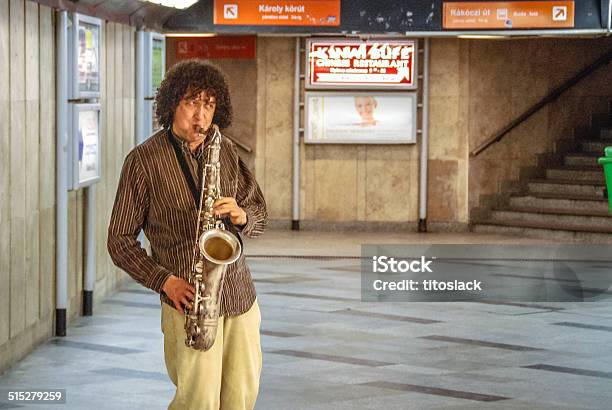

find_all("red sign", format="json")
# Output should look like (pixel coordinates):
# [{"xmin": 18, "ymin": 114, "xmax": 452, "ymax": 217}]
[
  {"xmin": 213, "ymin": 0, "xmax": 340, "ymax": 26},
  {"xmin": 174, "ymin": 36, "xmax": 256, "ymax": 59},
  {"xmin": 443, "ymin": 1, "xmax": 575, "ymax": 29},
  {"xmin": 306, "ymin": 40, "xmax": 417, "ymax": 89}
]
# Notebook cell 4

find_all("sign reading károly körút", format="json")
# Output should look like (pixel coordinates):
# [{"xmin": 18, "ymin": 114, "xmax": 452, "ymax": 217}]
[
  {"xmin": 306, "ymin": 40, "xmax": 417, "ymax": 89},
  {"xmin": 214, "ymin": 0, "xmax": 340, "ymax": 26}
]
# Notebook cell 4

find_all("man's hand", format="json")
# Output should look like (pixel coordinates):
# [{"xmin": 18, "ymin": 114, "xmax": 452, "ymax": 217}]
[
  {"xmin": 213, "ymin": 197, "xmax": 247, "ymax": 226},
  {"xmin": 162, "ymin": 275, "xmax": 195, "ymax": 315}
]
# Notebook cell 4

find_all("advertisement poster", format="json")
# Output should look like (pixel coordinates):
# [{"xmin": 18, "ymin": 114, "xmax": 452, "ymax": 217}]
[
  {"xmin": 305, "ymin": 92, "xmax": 417, "ymax": 144},
  {"xmin": 306, "ymin": 39, "xmax": 416, "ymax": 89},
  {"xmin": 77, "ymin": 109, "xmax": 100, "ymax": 186},
  {"xmin": 77, "ymin": 20, "xmax": 100, "ymax": 94},
  {"xmin": 151, "ymin": 38, "xmax": 164, "ymax": 91}
]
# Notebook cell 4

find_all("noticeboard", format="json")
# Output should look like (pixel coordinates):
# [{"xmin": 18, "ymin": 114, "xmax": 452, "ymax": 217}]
[
  {"xmin": 71, "ymin": 104, "xmax": 101, "ymax": 189},
  {"xmin": 71, "ymin": 13, "xmax": 102, "ymax": 99},
  {"xmin": 150, "ymin": 33, "xmax": 165, "ymax": 95},
  {"xmin": 304, "ymin": 92, "xmax": 417, "ymax": 144},
  {"xmin": 144, "ymin": 32, "xmax": 166, "ymax": 137},
  {"xmin": 305, "ymin": 39, "xmax": 417, "ymax": 90}
]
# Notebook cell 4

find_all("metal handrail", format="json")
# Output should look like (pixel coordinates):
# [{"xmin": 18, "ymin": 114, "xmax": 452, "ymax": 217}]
[{"xmin": 471, "ymin": 48, "xmax": 612, "ymax": 157}]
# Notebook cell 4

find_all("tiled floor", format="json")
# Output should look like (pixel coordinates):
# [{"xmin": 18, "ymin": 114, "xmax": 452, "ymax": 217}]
[{"xmin": 1, "ymin": 230, "xmax": 611, "ymax": 409}]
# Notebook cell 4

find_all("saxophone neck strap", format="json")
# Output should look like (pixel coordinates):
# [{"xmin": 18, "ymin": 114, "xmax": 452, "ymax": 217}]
[{"xmin": 167, "ymin": 129, "xmax": 201, "ymax": 208}]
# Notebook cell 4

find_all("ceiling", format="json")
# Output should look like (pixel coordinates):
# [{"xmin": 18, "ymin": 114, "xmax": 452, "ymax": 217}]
[{"xmin": 37, "ymin": 0, "xmax": 184, "ymax": 31}]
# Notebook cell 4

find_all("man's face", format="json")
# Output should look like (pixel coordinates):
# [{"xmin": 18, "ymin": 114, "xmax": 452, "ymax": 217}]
[{"xmin": 172, "ymin": 90, "xmax": 217, "ymax": 142}]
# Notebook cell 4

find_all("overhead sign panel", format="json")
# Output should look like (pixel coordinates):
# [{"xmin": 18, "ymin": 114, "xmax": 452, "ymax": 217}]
[
  {"xmin": 174, "ymin": 36, "xmax": 256, "ymax": 59},
  {"xmin": 164, "ymin": 0, "xmax": 601, "ymax": 34},
  {"xmin": 306, "ymin": 39, "xmax": 417, "ymax": 90},
  {"xmin": 443, "ymin": 1, "xmax": 575, "ymax": 29},
  {"xmin": 213, "ymin": 0, "xmax": 340, "ymax": 26}
]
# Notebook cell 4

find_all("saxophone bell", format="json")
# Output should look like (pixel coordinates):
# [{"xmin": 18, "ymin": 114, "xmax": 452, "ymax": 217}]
[{"xmin": 199, "ymin": 229, "xmax": 241, "ymax": 266}]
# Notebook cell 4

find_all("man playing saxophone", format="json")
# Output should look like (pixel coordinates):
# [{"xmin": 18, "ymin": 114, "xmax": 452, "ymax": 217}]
[{"xmin": 107, "ymin": 59, "xmax": 267, "ymax": 410}]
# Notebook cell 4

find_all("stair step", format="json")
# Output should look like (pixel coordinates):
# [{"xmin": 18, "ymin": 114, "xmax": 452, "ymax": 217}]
[
  {"xmin": 564, "ymin": 151, "xmax": 601, "ymax": 157},
  {"xmin": 546, "ymin": 167, "xmax": 604, "ymax": 182},
  {"xmin": 508, "ymin": 196, "xmax": 609, "ymax": 213},
  {"xmin": 600, "ymin": 128, "xmax": 612, "ymax": 138},
  {"xmin": 591, "ymin": 113, "xmax": 612, "ymax": 127},
  {"xmin": 522, "ymin": 192, "xmax": 606, "ymax": 202},
  {"xmin": 473, "ymin": 218, "xmax": 612, "ymax": 234},
  {"xmin": 529, "ymin": 178, "xmax": 605, "ymax": 186},
  {"xmin": 496, "ymin": 205, "xmax": 610, "ymax": 217},
  {"xmin": 527, "ymin": 178, "xmax": 605, "ymax": 197},
  {"xmin": 487, "ymin": 209, "xmax": 612, "ymax": 230},
  {"xmin": 577, "ymin": 133, "xmax": 612, "ymax": 141},
  {"xmin": 564, "ymin": 154, "xmax": 600, "ymax": 167},
  {"xmin": 550, "ymin": 165, "xmax": 602, "ymax": 170},
  {"xmin": 472, "ymin": 222, "xmax": 612, "ymax": 243},
  {"xmin": 581, "ymin": 140, "xmax": 612, "ymax": 154}
]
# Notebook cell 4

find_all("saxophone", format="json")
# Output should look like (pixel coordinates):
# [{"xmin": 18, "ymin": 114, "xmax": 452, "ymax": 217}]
[{"xmin": 184, "ymin": 124, "xmax": 242, "ymax": 351}]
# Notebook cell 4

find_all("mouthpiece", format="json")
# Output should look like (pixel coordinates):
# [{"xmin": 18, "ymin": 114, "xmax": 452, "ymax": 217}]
[{"xmin": 198, "ymin": 125, "xmax": 220, "ymax": 136}]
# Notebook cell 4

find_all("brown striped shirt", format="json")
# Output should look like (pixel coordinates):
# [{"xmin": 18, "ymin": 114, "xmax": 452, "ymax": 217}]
[{"xmin": 107, "ymin": 128, "xmax": 267, "ymax": 317}]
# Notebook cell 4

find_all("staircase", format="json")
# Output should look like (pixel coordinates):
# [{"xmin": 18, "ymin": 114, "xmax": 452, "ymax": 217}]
[{"xmin": 471, "ymin": 110, "xmax": 612, "ymax": 243}]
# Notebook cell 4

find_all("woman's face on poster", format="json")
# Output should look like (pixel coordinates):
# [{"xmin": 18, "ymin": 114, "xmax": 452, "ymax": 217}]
[{"xmin": 354, "ymin": 96, "xmax": 377, "ymax": 122}]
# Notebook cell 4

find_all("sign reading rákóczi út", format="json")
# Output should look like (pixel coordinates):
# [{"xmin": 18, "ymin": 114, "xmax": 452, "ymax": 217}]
[
  {"xmin": 214, "ymin": 0, "xmax": 340, "ymax": 26},
  {"xmin": 443, "ymin": 1, "xmax": 575, "ymax": 29},
  {"xmin": 306, "ymin": 40, "xmax": 417, "ymax": 90}
]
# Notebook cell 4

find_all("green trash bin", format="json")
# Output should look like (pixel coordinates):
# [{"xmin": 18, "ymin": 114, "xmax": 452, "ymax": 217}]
[{"xmin": 598, "ymin": 146, "xmax": 612, "ymax": 215}]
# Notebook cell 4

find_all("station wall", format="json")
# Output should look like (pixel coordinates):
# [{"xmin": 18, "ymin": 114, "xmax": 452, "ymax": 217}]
[
  {"xmin": 0, "ymin": 0, "xmax": 137, "ymax": 373},
  {"xmin": 251, "ymin": 36, "xmax": 612, "ymax": 230}
]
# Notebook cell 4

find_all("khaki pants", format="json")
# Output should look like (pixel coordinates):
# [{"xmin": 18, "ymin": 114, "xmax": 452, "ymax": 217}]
[{"xmin": 161, "ymin": 299, "xmax": 262, "ymax": 410}]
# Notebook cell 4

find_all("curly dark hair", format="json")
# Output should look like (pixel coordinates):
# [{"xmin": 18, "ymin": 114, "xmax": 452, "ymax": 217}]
[{"xmin": 155, "ymin": 59, "xmax": 232, "ymax": 130}]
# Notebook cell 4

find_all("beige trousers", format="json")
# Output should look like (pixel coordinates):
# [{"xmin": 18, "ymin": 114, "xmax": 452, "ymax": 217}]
[{"xmin": 161, "ymin": 299, "xmax": 262, "ymax": 410}]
